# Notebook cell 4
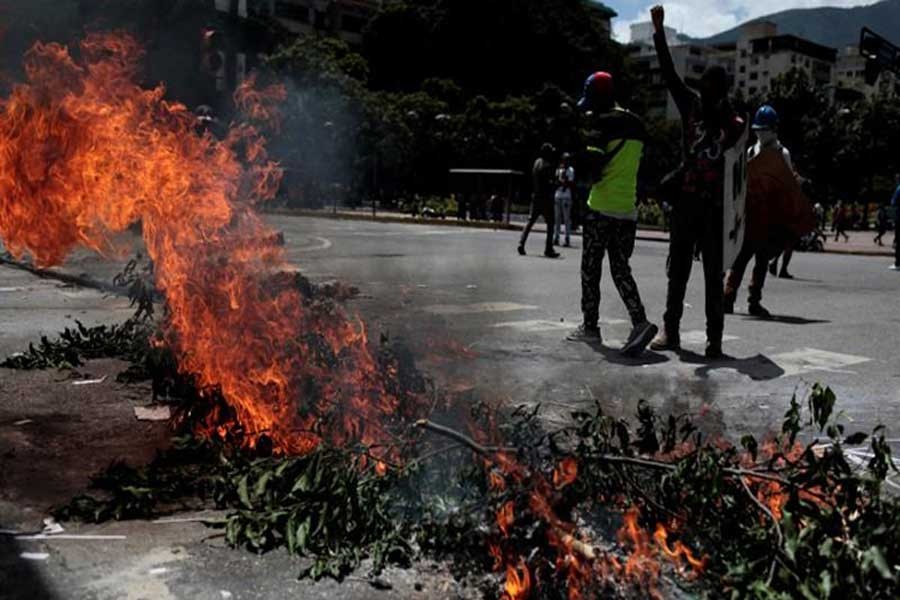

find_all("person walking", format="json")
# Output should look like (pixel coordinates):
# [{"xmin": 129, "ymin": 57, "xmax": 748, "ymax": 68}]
[
  {"xmin": 647, "ymin": 5, "xmax": 745, "ymax": 359},
  {"xmin": 834, "ymin": 202, "xmax": 850, "ymax": 242},
  {"xmin": 874, "ymin": 204, "xmax": 889, "ymax": 246},
  {"xmin": 891, "ymin": 175, "xmax": 900, "ymax": 270},
  {"xmin": 566, "ymin": 71, "xmax": 658, "ymax": 357},
  {"xmin": 554, "ymin": 153, "xmax": 575, "ymax": 247},
  {"xmin": 519, "ymin": 143, "xmax": 560, "ymax": 258}
]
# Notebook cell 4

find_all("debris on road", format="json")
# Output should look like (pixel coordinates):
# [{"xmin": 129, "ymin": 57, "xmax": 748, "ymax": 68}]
[
  {"xmin": 72, "ymin": 376, "xmax": 107, "ymax": 386},
  {"xmin": 134, "ymin": 405, "xmax": 172, "ymax": 421},
  {"xmin": 19, "ymin": 552, "xmax": 50, "ymax": 561}
]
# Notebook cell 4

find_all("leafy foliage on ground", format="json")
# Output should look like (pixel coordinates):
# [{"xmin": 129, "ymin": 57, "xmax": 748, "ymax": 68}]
[{"xmin": 52, "ymin": 379, "xmax": 900, "ymax": 598}]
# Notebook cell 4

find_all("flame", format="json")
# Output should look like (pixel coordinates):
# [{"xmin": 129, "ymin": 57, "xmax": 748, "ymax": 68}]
[
  {"xmin": 0, "ymin": 33, "xmax": 423, "ymax": 457},
  {"xmin": 502, "ymin": 559, "xmax": 531, "ymax": 600},
  {"xmin": 552, "ymin": 457, "xmax": 578, "ymax": 489},
  {"xmin": 618, "ymin": 507, "xmax": 661, "ymax": 584},
  {"xmin": 497, "ymin": 501, "xmax": 515, "ymax": 538},
  {"xmin": 653, "ymin": 523, "xmax": 706, "ymax": 576}
]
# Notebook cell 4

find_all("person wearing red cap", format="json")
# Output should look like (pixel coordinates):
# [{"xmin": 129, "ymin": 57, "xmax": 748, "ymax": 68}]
[{"xmin": 566, "ymin": 71, "xmax": 658, "ymax": 357}]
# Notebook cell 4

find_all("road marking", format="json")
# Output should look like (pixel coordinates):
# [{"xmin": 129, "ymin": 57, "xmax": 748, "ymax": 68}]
[
  {"xmin": 422, "ymin": 302, "xmax": 538, "ymax": 316},
  {"xmin": 291, "ymin": 236, "xmax": 332, "ymax": 252},
  {"xmin": 771, "ymin": 348, "xmax": 871, "ymax": 377},
  {"xmin": 492, "ymin": 320, "xmax": 570, "ymax": 333}
]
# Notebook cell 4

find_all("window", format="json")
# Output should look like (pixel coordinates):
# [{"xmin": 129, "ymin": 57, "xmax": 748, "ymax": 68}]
[
  {"xmin": 762, "ymin": 71, "xmax": 769, "ymax": 78},
  {"xmin": 749, "ymin": 86, "xmax": 757, "ymax": 94},
  {"xmin": 739, "ymin": 65, "xmax": 746, "ymax": 73},
  {"xmin": 751, "ymin": 57, "xmax": 760, "ymax": 66},
  {"xmin": 739, "ymin": 81, "xmax": 746, "ymax": 88},
  {"xmin": 275, "ymin": 1, "xmax": 309, "ymax": 22},
  {"xmin": 750, "ymin": 72, "xmax": 759, "ymax": 81},
  {"xmin": 741, "ymin": 50, "xmax": 748, "ymax": 58}
]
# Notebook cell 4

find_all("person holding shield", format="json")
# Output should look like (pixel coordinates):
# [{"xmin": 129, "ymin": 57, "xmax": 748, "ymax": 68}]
[
  {"xmin": 648, "ymin": 5, "xmax": 746, "ymax": 359},
  {"xmin": 724, "ymin": 105, "xmax": 812, "ymax": 318}
]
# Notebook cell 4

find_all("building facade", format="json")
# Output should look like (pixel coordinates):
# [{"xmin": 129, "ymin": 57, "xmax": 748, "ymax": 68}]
[
  {"xmin": 733, "ymin": 21, "xmax": 836, "ymax": 97},
  {"xmin": 835, "ymin": 46, "xmax": 897, "ymax": 100},
  {"xmin": 214, "ymin": 0, "xmax": 380, "ymax": 47}
]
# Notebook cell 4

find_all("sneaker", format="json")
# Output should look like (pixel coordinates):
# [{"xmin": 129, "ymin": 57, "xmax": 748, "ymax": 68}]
[
  {"xmin": 650, "ymin": 329, "xmax": 680, "ymax": 351},
  {"xmin": 778, "ymin": 271, "xmax": 794, "ymax": 279},
  {"xmin": 517, "ymin": 245, "xmax": 526, "ymax": 256},
  {"xmin": 622, "ymin": 322, "xmax": 659, "ymax": 357},
  {"xmin": 768, "ymin": 261, "xmax": 777, "ymax": 276},
  {"xmin": 748, "ymin": 302, "xmax": 771, "ymax": 318},
  {"xmin": 564, "ymin": 241, "xmax": 571, "ymax": 248},
  {"xmin": 566, "ymin": 324, "xmax": 602, "ymax": 343},
  {"xmin": 544, "ymin": 250, "xmax": 561, "ymax": 259}
]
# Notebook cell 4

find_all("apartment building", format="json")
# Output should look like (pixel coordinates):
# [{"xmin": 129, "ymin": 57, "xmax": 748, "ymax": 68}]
[
  {"xmin": 214, "ymin": 0, "xmax": 380, "ymax": 47},
  {"xmin": 835, "ymin": 45, "xmax": 897, "ymax": 100},
  {"xmin": 734, "ymin": 21, "xmax": 836, "ymax": 97}
]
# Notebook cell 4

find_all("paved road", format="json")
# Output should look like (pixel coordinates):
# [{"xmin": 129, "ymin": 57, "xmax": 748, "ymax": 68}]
[
  {"xmin": 274, "ymin": 215, "xmax": 900, "ymax": 442},
  {"xmin": 1, "ymin": 214, "xmax": 898, "ymax": 599}
]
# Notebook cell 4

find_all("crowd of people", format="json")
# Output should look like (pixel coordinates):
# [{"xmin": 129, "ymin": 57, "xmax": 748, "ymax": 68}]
[{"xmin": 515, "ymin": 4, "xmax": 899, "ymax": 359}]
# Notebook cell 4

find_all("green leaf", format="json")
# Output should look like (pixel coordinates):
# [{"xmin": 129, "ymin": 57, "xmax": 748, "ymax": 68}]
[{"xmin": 237, "ymin": 475, "xmax": 252, "ymax": 509}]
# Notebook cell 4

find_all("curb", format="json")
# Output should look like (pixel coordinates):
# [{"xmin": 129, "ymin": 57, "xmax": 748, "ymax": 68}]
[{"xmin": 265, "ymin": 209, "xmax": 895, "ymax": 258}]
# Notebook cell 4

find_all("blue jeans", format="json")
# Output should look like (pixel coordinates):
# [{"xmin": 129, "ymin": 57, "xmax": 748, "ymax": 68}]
[{"xmin": 554, "ymin": 193, "xmax": 572, "ymax": 244}]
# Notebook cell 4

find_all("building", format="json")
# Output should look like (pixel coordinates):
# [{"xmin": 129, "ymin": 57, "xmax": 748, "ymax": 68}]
[
  {"xmin": 214, "ymin": 0, "xmax": 380, "ymax": 47},
  {"xmin": 834, "ymin": 46, "xmax": 897, "ymax": 100},
  {"xmin": 734, "ymin": 21, "xmax": 836, "ymax": 97}
]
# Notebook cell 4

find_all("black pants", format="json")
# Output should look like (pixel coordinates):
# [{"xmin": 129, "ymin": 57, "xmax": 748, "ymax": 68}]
[
  {"xmin": 895, "ymin": 217, "xmax": 900, "ymax": 267},
  {"xmin": 663, "ymin": 203, "xmax": 724, "ymax": 345},
  {"xmin": 726, "ymin": 241, "xmax": 775, "ymax": 306},
  {"xmin": 581, "ymin": 213, "xmax": 647, "ymax": 328},
  {"xmin": 520, "ymin": 199, "xmax": 555, "ymax": 255}
]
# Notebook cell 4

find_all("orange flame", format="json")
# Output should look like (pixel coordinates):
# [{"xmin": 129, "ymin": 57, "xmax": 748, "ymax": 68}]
[
  {"xmin": 502, "ymin": 559, "xmax": 531, "ymax": 600},
  {"xmin": 497, "ymin": 501, "xmax": 515, "ymax": 538},
  {"xmin": 0, "ymin": 33, "xmax": 423, "ymax": 458},
  {"xmin": 552, "ymin": 457, "xmax": 578, "ymax": 489},
  {"xmin": 653, "ymin": 523, "xmax": 706, "ymax": 576}
]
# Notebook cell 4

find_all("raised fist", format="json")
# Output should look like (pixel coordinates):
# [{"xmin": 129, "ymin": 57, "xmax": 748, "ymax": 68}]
[{"xmin": 651, "ymin": 6, "xmax": 665, "ymax": 33}]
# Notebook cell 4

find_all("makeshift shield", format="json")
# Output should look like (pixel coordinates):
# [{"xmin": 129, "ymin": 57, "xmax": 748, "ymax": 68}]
[
  {"xmin": 745, "ymin": 147, "xmax": 815, "ymax": 244},
  {"xmin": 723, "ymin": 124, "xmax": 750, "ymax": 270}
]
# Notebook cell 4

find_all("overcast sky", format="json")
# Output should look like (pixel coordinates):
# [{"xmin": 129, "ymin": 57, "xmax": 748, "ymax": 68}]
[{"xmin": 603, "ymin": 0, "xmax": 879, "ymax": 40}]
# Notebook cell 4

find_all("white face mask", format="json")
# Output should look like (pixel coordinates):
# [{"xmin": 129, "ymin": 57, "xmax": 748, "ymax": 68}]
[{"xmin": 756, "ymin": 130, "xmax": 778, "ymax": 146}]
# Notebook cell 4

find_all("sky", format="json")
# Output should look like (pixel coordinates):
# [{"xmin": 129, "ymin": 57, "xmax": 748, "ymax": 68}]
[{"xmin": 602, "ymin": 0, "xmax": 880, "ymax": 41}]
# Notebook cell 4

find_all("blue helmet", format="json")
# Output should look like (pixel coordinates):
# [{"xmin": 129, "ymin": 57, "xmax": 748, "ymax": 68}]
[{"xmin": 752, "ymin": 105, "xmax": 778, "ymax": 130}]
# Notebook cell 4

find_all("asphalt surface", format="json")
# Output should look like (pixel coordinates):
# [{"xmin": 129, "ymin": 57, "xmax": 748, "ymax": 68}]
[
  {"xmin": 1, "ymin": 214, "xmax": 898, "ymax": 599},
  {"xmin": 276, "ymin": 216, "xmax": 900, "ymax": 440}
]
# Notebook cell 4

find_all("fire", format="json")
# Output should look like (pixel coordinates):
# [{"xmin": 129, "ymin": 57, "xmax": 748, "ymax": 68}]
[
  {"xmin": 502, "ymin": 559, "xmax": 531, "ymax": 600},
  {"xmin": 552, "ymin": 457, "xmax": 578, "ymax": 489},
  {"xmin": 653, "ymin": 523, "xmax": 706, "ymax": 576},
  {"xmin": 618, "ymin": 506, "xmax": 661, "ymax": 584},
  {"xmin": 0, "ymin": 33, "xmax": 421, "ymax": 457},
  {"xmin": 497, "ymin": 501, "xmax": 515, "ymax": 538}
]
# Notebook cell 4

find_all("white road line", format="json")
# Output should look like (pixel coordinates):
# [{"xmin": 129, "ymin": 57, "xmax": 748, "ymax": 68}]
[
  {"xmin": 290, "ymin": 236, "xmax": 332, "ymax": 252},
  {"xmin": 492, "ymin": 320, "xmax": 570, "ymax": 333},
  {"xmin": 421, "ymin": 302, "xmax": 538, "ymax": 316},
  {"xmin": 771, "ymin": 348, "xmax": 872, "ymax": 377}
]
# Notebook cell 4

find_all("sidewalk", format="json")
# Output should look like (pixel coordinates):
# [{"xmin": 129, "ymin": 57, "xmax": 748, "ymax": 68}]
[{"xmin": 266, "ymin": 207, "xmax": 896, "ymax": 258}]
